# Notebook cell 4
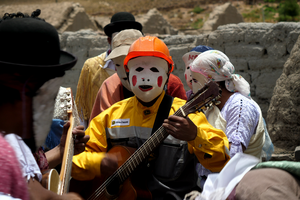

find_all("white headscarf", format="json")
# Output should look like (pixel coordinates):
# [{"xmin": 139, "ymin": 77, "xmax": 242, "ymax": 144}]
[{"xmin": 190, "ymin": 50, "xmax": 251, "ymax": 99}]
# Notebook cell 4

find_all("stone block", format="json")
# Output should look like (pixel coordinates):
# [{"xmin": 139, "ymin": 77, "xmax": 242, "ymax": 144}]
[
  {"xmin": 253, "ymin": 68, "xmax": 283, "ymax": 99},
  {"xmin": 220, "ymin": 29, "xmax": 244, "ymax": 44},
  {"xmin": 163, "ymin": 35, "xmax": 196, "ymax": 45},
  {"xmin": 286, "ymin": 31, "xmax": 300, "ymax": 54},
  {"xmin": 225, "ymin": 44, "xmax": 264, "ymax": 57},
  {"xmin": 207, "ymin": 31, "xmax": 222, "ymax": 47},
  {"xmin": 266, "ymin": 42, "xmax": 287, "ymax": 58},
  {"xmin": 248, "ymin": 57, "xmax": 287, "ymax": 71},
  {"xmin": 88, "ymin": 47, "xmax": 107, "ymax": 58},
  {"xmin": 230, "ymin": 58, "xmax": 248, "ymax": 71}
]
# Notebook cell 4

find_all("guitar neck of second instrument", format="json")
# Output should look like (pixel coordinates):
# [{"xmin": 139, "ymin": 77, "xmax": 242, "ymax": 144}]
[{"xmin": 58, "ymin": 113, "xmax": 75, "ymax": 195}]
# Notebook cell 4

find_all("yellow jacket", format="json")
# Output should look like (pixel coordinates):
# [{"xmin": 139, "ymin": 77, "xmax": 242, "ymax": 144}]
[{"xmin": 72, "ymin": 91, "xmax": 230, "ymax": 180}]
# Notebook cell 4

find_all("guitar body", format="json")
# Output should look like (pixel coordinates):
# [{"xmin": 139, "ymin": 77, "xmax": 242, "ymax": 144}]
[
  {"xmin": 69, "ymin": 145, "xmax": 152, "ymax": 200},
  {"xmin": 41, "ymin": 169, "xmax": 61, "ymax": 193}
]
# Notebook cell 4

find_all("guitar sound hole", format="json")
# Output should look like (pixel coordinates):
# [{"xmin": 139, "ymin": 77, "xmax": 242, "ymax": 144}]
[{"xmin": 106, "ymin": 177, "xmax": 121, "ymax": 196}]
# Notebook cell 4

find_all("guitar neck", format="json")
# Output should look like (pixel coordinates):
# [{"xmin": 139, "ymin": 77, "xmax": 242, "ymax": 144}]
[
  {"xmin": 58, "ymin": 114, "xmax": 75, "ymax": 195},
  {"xmin": 57, "ymin": 87, "xmax": 80, "ymax": 195}
]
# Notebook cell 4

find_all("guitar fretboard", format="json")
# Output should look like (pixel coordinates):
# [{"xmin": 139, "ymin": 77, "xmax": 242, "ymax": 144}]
[{"xmin": 58, "ymin": 87, "xmax": 80, "ymax": 195}]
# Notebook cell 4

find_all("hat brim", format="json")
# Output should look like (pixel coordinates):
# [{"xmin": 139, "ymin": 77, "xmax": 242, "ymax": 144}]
[
  {"xmin": 105, "ymin": 45, "xmax": 130, "ymax": 61},
  {"xmin": 104, "ymin": 21, "xmax": 143, "ymax": 37},
  {"xmin": 0, "ymin": 50, "xmax": 77, "ymax": 74}
]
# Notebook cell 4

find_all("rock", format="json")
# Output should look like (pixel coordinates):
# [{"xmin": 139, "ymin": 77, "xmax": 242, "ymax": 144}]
[
  {"xmin": 201, "ymin": 3, "xmax": 244, "ymax": 34},
  {"xmin": 93, "ymin": 16, "xmax": 110, "ymax": 31},
  {"xmin": 267, "ymin": 34, "xmax": 300, "ymax": 151},
  {"xmin": 58, "ymin": 3, "xmax": 98, "ymax": 33},
  {"xmin": 136, "ymin": 8, "xmax": 178, "ymax": 35},
  {"xmin": 0, "ymin": 2, "xmax": 97, "ymax": 33}
]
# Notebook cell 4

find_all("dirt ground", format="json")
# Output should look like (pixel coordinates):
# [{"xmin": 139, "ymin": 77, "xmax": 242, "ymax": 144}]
[
  {"xmin": 160, "ymin": 1, "xmax": 267, "ymax": 31},
  {"xmin": 0, "ymin": 0, "xmax": 276, "ymax": 31}
]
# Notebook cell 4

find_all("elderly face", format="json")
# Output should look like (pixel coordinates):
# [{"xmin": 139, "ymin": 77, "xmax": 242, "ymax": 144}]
[{"xmin": 127, "ymin": 56, "xmax": 168, "ymax": 103}]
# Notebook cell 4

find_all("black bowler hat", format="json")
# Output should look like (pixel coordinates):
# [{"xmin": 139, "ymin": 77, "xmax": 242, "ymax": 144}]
[
  {"xmin": 104, "ymin": 12, "xmax": 143, "ymax": 38},
  {"xmin": 0, "ymin": 12, "xmax": 77, "ymax": 77}
]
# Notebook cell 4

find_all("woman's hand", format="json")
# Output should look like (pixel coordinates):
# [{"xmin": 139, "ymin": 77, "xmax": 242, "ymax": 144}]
[{"xmin": 60, "ymin": 122, "xmax": 90, "ymax": 155}]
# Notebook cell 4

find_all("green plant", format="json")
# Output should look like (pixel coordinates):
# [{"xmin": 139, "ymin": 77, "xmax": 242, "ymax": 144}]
[
  {"xmin": 263, "ymin": 4, "xmax": 279, "ymax": 21},
  {"xmin": 192, "ymin": 6, "xmax": 204, "ymax": 14},
  {"xmin": 242, "ymin": 9, "xmax": 261, "ymax": 22},
  {"xmin": 278, "ymin": 0, "xmax": 300, "ymax": 21},
  {"xmin": 191, "ymin": 18, "xmax": 203, "ymax": 29}
]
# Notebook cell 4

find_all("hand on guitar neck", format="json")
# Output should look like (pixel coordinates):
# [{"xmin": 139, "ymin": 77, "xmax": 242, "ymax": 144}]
[
  {"xmin": 163, "ymin": 115, "xmax": 197, "ymax": 141},
  {"xmin": 45, "ymin": 123, "xmax": 89, "ymax": 169},
  {"xmin": 61, "ymin": 123, "xmax": 89, "ymax": 156}
]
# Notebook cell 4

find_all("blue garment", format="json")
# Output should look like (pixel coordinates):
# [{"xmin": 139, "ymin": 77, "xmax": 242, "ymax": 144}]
[
  {"xmin": 261, "ymin": 118, "xmax": 274, "ymax": 161},
  {"xmin": 191, "ymin": 45, "xmax": 214, "ymax": 53},
  {"xmin": 44, "ymin": 119, "xmax": 65, "ymax": 150}
]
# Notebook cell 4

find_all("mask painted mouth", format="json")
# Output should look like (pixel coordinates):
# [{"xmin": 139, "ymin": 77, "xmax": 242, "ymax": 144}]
[{"xmin": 139, "ymin": 85, "xmax": 153, "ymax": 92}]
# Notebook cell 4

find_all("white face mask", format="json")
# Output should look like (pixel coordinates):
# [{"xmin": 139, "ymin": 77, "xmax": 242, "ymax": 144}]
[
  {"xmin": 112, "ymin": 55, "xmax": 131, "ymax": 91},
  {"xmin": 184, "ymin": 64, "xmax": 193, "ymax": 90},
  {"xmin": 32, "ymin": 77, "xmax": 63, "ymax": 149},
  {"xmin": 191, "ymin": 70, "xmax": 209, "ymax": 94},
  {"xmin": 128, "ymin": 56, "xmax": 168, "ymax": 103},
  {"xmin": 182, "ymin": 52, "xmax": 200, "ymax": 90}
]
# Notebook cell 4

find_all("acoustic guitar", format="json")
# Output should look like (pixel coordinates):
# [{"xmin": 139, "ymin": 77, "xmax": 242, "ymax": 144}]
[
  {"xmin": 42, "ymin": 87, "xmax": 80, "ymax": 195},
  {"xmin": 72, "ymin": 81, "xmax": 221, "ymax": 200}
]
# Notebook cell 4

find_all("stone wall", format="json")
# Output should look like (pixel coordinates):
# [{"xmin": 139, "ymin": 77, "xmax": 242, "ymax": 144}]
[
  {"xmin": 60, "ymin": 22, "xmax": 300, "ymax": 118},
  {"xmin": 267, "ymin": 35, "xmax": 300, "ymax": 151}
]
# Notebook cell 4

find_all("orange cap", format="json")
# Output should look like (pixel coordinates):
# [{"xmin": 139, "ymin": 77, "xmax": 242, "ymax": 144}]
[{"xmin": 123, "ymin": 36, "xmax": 174, "ymax": 74}]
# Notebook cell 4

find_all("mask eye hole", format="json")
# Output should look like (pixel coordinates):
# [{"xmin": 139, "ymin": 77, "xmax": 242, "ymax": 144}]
[
  {"xmin": 115, "ymin": 64, "xmax": 120, "ymax": 67},
  {"xmin": 150, "ymin": 67, "xmax": 159, "ymax": 72},
  {"xmin": 187, "ymin": 66, "xmax": 190, "ymax": 70},
  {"xmin": 193, "ymin": 78, "xmax": 198, "ymax": 83},
  {"xmin": 136, "ymin": 67, "xmax": 143, "ymax": 72}
]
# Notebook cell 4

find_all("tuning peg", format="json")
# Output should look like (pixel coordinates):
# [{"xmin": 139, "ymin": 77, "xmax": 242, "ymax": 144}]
[
  {"xmin": 215, "ymin": 100, "xmax": 221, "ymax": 105},
  {"xmin": 198, "ymin": 108, "xmax": 204, "ymax": 113}
]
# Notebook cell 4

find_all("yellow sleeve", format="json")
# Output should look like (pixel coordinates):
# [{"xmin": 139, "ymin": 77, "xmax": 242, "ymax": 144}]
[
  {"xmin": 188, "ymin": 112, "xmax": 230, "ymax": 173},
  {"xmin": 72, "ymin": 115, "xmax": 108, "ymax": 181}
]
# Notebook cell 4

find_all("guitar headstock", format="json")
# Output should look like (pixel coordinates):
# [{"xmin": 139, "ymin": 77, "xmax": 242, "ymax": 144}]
[
  {"xmin": 53, "ymin": 87, "xmax": 80, "ymax": 126},
  {"xmin": 183, "ymin": 81, "xmax": 221, "ymax": 116}
]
